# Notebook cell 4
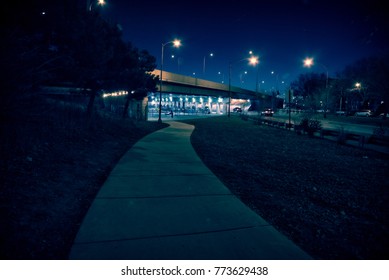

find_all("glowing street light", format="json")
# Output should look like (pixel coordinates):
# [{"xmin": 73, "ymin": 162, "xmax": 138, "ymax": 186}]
[
  {"xmin": 355, "ymin": 82, "xmax": 364, "ymax": 105},
  {"xmin": 303, "ymin": 57, "xmax": 329, "ymax": 118},
  {"xmin": 172, "ymin": 39, "xmax": 181, "ymax": 48},
  {"xmin": 249, "ymin": 56, "xmax": 259, "ymax": 66},
  {"xmin": 158, "ymin": 39, "xmax": 181, "ymax": 123},
  {"xmin": 87, "ymin": 0, "xmax": 106, "ymax": 12},
  {"xmin": 249, "ymin": 55, "xmax": 260, "ymax": 95},
  {"xmin": 228, "ymin": 54, "xmax": 259, "ymax": 117},
  {"xmin": 303, "ymin": 57, "xmax": 314, "ymax": 68}
]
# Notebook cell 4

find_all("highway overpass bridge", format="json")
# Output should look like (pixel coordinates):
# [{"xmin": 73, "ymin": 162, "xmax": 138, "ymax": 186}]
[
  {"xmin": 148, "ymin": 69, "xmax": 275, "ymax": 116},
  {"xmin": 150, "ymin": 69, "xmax": 261, "ymax": 99},
  {"xmin": 39, "ymin": 70, "xmax": 277, "ymax": 120}
]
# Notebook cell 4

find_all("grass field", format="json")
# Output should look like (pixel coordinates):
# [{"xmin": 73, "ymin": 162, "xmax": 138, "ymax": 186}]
[
  {"xmin": 1, "ymin": 99, "xmax": 388, "ymax": 259},
  {"xmin": 184, "ymin": 115, "xmax": 389, "ymax": 259}
]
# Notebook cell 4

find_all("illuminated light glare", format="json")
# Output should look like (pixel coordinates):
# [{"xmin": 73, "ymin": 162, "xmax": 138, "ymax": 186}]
[
  {"xmin": 173, "ymin": 39, "xmax": 181, "ymax": 47},
  {"xmin": 102, "ymin": 90, "xmax": 128, "ymax": 98},
  {"xmin": 249, "ymin": 56, "xmax": 259, "ymax": 66},
  {"xmin": 303, "ymin": 57, "xmax": 314, "ymax": 68}
]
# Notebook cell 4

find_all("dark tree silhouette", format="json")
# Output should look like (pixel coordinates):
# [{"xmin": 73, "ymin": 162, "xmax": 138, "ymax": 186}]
[
  {"xmin": 1, "ymin": 0, "xmax": 158, "ymax": 120},
  {"xmin": 339, "ymin": 55, "xmax": 389, "ymax": 113},
  {"xmin": 290, "ymin": 72, "xmax": 327, "ymax": 110}
]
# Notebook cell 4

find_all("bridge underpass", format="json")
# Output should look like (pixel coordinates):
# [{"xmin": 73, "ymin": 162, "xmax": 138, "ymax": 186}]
[{"xmin": 148, "ymin": 69, "xmax": 272, "ymax": 118}]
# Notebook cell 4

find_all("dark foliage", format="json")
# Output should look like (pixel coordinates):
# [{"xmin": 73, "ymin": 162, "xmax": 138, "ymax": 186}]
[
  {"xmin": 1, "ymin": 0, "xmax": 158, "ymax": 120},
  {"xmin": 299, "ymin": 117, "xmax": 322, "ymax": 136},
  {"xmin": 290, "ymin": 54, "xmax": 389, "ymax": 113}
]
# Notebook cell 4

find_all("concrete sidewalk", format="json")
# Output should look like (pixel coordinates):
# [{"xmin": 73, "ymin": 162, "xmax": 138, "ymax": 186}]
[{"xmin": 69, "ymin": 121, "xmax": 312, "ymax": 260}]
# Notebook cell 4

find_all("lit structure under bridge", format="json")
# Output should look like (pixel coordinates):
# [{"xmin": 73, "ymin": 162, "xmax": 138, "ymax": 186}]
[{"xmin": 148, "ymin": 69, "xmax": 272, "ymax": 116}]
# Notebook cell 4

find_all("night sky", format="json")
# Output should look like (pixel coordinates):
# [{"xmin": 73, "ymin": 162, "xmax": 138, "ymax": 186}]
[{"xmin": 101, "ymin": 0, "xmax": 387, "ymax": 94}]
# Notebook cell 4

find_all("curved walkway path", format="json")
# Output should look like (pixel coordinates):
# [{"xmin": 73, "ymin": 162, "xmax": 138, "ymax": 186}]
[{"xmin": 69, "ymin": 121, "xmax": 312, "ymax": 260}]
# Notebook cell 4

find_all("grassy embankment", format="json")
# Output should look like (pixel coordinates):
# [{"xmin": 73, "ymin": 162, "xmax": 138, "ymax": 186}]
[
  {"xmin": 184, "ymin": 115, "xmax": 389, "ymax": 260},
  {"xmin": 0, "ymin": 95, "xmax": 166, "ymax": 259}
]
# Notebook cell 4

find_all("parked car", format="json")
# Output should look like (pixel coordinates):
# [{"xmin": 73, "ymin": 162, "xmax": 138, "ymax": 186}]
[
  {"xmin": 233, "ymin": 107, "xmax": 242, "ymax": 113},
  {"xmin": 261, "ymin": 108, "xmax": 274, "ymax": 116},
  {"xmin": 355, "ymin": 110, "xmax": 371, "ymax": 117}
]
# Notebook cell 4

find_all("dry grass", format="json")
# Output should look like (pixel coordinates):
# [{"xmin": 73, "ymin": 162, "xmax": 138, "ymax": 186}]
[{"xmin": 184, "ymin": 115, "xmax": 389, "ymax": 260}]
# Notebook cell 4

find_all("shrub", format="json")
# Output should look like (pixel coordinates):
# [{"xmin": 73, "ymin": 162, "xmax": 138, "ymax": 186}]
[{"xmin": 300, "ymin": 117, "xmax": 322, "ymax": 136}]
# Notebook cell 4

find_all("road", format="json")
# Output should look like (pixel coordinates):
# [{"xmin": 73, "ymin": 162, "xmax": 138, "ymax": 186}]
[
  {"xmin": 267, "ymin": 112, "xmax": 382, "ymax": 136},
  {"xmin": 150, "ymin": 110, "xmax": 386, "ymax": 136}
]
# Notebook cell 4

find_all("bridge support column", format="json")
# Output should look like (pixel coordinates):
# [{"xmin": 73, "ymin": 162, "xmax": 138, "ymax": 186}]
[{"xmin": 223, "ymin": 97, "xmax": 229, "ymax": 115}]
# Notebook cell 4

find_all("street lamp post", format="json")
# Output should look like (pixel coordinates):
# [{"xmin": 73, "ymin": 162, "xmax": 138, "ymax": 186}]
[
  {"xmin": 158, "ymin": 39, "xmax": 181, "ymax": 123},
  {"xmin": 355, "ymin": 82, "xmax": 364, "ymax": 109},
  {"xmin": 255, "ymin": 67, "xmax": 259, "ymax": 94},
  {"xmin": 288, "ymin": 87, "xmax": 292, "ymax": 130},
  {"xmin": 218, "ymin": 71, "xmax": 225, "ymax": 83},
  {"xmin": 228, "ymin": 54, "xmax": 259, "ymax": 117},
  {"xmin": 271, "ymin": 71, "xmax": 279, "ymax": 93},
  {"xmin": 228, "ymin": 62, "xmax": 232, "ymax": 117},
  {"xmin": 303, "ymin": 57, "xmax": 329, "ymax": 118},
  {"xmin": 271, "ymin": 71, "xmax": 279, "ymax": 111},
  {"xmin": 248, "ymin": 51, "xmax": 260, "ymax": 95},
  {"xmin": 203, "ymin": 53, "xmax": 214, "ymax": 75},
  {"xmin": 355, "ymin": 82, "xmax": 362, "ymax": 100},
  {"xmin": 170, "ymin": 55, "xmax": 182, "ymax": 73}
]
